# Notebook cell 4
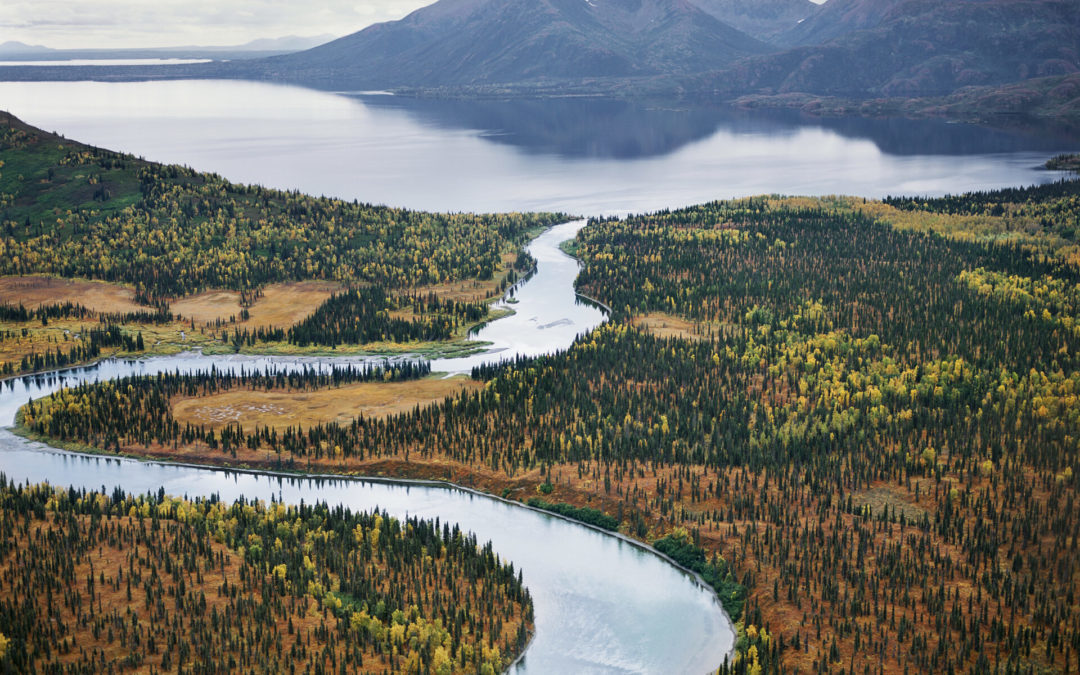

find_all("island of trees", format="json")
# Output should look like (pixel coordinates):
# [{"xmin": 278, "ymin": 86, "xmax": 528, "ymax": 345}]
[{"xmin": 0, "ymin": 478, "xmax": 532, "ymax": 674}]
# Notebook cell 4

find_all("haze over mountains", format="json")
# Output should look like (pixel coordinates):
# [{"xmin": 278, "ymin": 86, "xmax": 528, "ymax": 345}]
[
  {"xmin": 715, "ymin": 0, "xmax": 1080, "ymax": 97},
  {"xmin": 0, "ymin": 35, "xmax": 337, "ymax": 61}
]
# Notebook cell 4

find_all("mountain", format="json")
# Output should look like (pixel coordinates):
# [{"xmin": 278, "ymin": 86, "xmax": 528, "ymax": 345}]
[
  {"xmin": 689, "ymin": 0, "xmax": 818, "ymax": 43},
  {"xmin": 228, "ymin": 35, "xmax": 337, "ymax": 52},
  {"xmin": 249, "ymin": 0, "xmax": 771, "ymax": 88},
  {"xmin": 777, "ymin": 0, "xmax": 911, "ymax": 47},
  {"xmin": 703, "ymin": 0, "xmax": 1080, "ymax": 98},
  {"xmin": 0, "ymin": 41, "xmax": 55, "ymax": 56}
]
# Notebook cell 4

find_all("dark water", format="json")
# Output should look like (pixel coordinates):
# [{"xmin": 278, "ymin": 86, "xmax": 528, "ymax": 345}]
[{"xmin": 0, "ymin": 80, "xmax": 1074, "ymax": 215}]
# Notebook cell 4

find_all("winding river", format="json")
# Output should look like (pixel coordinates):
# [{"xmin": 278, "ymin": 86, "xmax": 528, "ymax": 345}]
[{"xmin": 0, "ymin": 221, "xmax": 735, "ymax": 674}]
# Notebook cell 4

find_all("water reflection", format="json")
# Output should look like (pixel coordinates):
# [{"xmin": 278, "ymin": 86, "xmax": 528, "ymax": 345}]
[
  {"xmin": 360, "ymin": 94, "xmax": 1080, "ymax": 160},
  {"xmin": 0, "ymin": 80, "xmax": 1074, "ymax": 215}
]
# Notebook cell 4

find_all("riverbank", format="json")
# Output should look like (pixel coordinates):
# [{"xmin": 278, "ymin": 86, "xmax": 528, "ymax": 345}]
[
  {"xmin": 9, "ymin": 416, "xmax": 740, "ymax": 660},
  {"xmin": 0, "ymin": 421, "xmax": 737, "ymax": 673}
]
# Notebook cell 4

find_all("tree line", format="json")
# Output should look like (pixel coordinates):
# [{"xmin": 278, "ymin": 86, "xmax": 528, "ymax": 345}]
[{"xmin": 0, "ymin": 113, "xmax": 563, "ymax": 302}]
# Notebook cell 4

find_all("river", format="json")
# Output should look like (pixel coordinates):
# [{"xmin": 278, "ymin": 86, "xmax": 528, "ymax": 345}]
[{"xmin": 0, "ymin": 222, "xmax": 735, "ymax": 674}]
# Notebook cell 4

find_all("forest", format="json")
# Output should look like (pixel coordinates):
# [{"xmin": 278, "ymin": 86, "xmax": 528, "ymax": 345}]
[
  {"xmin": 23, "ymin": 183, "xmax": 1080, "ymax": 673},
  {"xmin": 0, "ymin": 112, "xmax": 561, "ymax": 300},
  {"xmin": 0, "ymin": 478, "xmax": 531, "ymax": 674},
  {"xmin": 0, "ymin": 112, "xmax": 555, "ymax": 374}
]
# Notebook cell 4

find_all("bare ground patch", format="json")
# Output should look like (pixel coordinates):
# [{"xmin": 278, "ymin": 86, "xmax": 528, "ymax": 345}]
[
  {"xmin": 0, "ymin": 275, "xmax": 145, "ymax": 314},
  {"xmin": 631, "ymin": 313, "xmax": 717, "ymax": 341},
  {"xmin": 851, "ymin": 484, "xmax": 932, "ymax": 520},
  {"xmin": 170, "ymin": 280, "xmax": 343, "ymax": 327}
]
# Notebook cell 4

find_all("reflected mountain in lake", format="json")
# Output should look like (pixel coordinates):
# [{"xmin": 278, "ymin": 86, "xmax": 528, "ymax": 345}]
[
  {"xmin": 358, "ymin": 94, "xmax": 1080, "ymax": 161},
  {"xmin": 0, "ymin": 80, "xmax": 1074, "ymax": 214}
]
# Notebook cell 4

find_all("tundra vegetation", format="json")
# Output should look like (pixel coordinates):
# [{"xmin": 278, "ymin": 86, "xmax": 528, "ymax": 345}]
[
  {"xmin": 25, "ymin": 180, "xmax": 1080, "ymax": 673},
  {"xmin": 8, "ymin": 113, "xmax": 1080, "ymax": 672}
]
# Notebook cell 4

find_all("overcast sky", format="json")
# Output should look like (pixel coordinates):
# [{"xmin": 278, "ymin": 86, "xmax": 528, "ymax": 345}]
[
  {"xmin": 0, "ymin": 0, "xmax": 436, "ymax": 49},
  {"xmin": 4, "ymin": 0, "xmax": 831, "ymax": 51}
]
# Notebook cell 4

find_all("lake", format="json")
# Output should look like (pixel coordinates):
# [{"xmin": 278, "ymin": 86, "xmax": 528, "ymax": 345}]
[{"xmin": 0, "ymin": 79, "xmax": 1075, "ymax": 215}]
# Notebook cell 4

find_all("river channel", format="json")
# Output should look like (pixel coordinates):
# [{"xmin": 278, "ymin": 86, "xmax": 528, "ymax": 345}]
[{"xmin": 0, "ymin": 222, "xmax": 734, "ymax": 674}]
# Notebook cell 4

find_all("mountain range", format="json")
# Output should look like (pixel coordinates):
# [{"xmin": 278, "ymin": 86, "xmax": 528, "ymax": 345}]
[
  {"xmin": 2, "ymin": 0, "xmax": 1077, "ymax": 116},
  {"xmin": 247, "ymin": 0, "xmax": 773, "ymax": 88},
  {"xmin": 235, "ymin": 0, "xmax": 1078, "ymax": 104},
  {"xmin": 706, "ymin": 0, "xmax": 1080, "ymax": 98}
]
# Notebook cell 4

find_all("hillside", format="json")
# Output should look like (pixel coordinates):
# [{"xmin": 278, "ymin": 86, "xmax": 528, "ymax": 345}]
[
  {"xmin": 0, "ymin": 112, "xmax": 558, "ymax": 374},
  {"xmin": 706, "ymin": 0, "xmax": 1080, "ymax": 98},
  {"xmin": 776, "ymin": 0, "xmax": 910, "ymax": 47},
  {"xmin": 690, "ymin": 0, "xmax": 817, "ymax": 43},
  {"xmin": 244, "ymin": 0, "xmax": 770, "ymax": 88}
]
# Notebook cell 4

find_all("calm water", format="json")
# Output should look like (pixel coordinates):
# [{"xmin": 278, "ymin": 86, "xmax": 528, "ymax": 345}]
[
  {"xmin": 432, "ymin": 220, "xmax": 606, "ymax": 373},
  {"xmin": 0, "ymin": 442, "xmax": 732, "ymax": 674},
  {"xmin": 0, "ymin": 79, "xmax": 1075, "ymax": 215}
]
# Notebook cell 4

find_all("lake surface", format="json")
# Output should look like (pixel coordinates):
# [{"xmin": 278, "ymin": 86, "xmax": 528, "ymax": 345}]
[{"xmin": 0, "ymin": 79, "xmax": 1075, "ymax": 215}]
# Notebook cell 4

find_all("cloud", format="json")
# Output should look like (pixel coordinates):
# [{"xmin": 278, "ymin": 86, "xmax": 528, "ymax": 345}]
[{"xmin": 0, "ymin": 0, "xmax": 434, "ymax": 49}]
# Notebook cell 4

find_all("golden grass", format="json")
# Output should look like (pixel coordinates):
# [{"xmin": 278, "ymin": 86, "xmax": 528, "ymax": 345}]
[
  {"xmin": 0, "ymin": 275, "xmax": 145, "ymax": 314},
  {"xmin": 172, "ymin": 377, "xmax": 481, "ymax": 431},
  {"xmin": 630, "ymin": 313, "xmax": 717, "ymax": 341},
  {"xmin": 0, "ymin": 251, "xmax": 521, "ymax": 374},
  {"xmin": 171, "ymin": 280, "xmax": 344, "ymax": 327}
]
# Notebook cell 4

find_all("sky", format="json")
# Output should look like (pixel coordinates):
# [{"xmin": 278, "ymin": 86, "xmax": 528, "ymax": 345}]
[
  {"xmin": 0, "ymin": 0, "xmax": 435, "ymax": 50},
  {"xmin": 3, "ymin": 0, "xmax": 832, "ymax": 51}
]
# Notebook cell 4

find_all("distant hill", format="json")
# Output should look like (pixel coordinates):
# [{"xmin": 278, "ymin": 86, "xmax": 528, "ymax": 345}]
[
  {"xmin": 702, "ymin": 0, "xmax": 1080, "ymax": 98},
  {"xmin": 1, "ymin": 0, "xmax": 1078, "ymax": 122},
  {"xmin": 0, "ymin": 35, "xmax": 336, "ymax": 62},
  {"xmin": 247, "ymin": 0, "xmax": 771, "ymax": 88},
  {"xmin": 0, "ymin": 41, "xmax": 56, "ymax": 56},
  {"xmin": 690, "ymin": 0, "xmax": 818, "ymax": 43}
]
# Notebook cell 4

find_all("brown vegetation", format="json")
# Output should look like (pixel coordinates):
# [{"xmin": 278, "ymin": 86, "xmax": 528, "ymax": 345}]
[
  {"xmin": 630, "ymin": 312, "xmax": 712, "ymax": 341},
  {"xmin": 0, "ymin": 275, "xmax": 144, "ymax": 314},
  {"xmin": 173, "ymin": 377, "xmax": 481, "ymax": 432},
  {"xmin": 0, "ymin": 482, "xmax": 532, "ymax": 674},
  {"xmin": 171, "ymin": 280, "xmax": 343, "ymax": 327}
]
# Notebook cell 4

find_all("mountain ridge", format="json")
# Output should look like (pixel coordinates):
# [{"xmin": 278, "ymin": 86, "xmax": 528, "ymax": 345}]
[{"xmin": 248, "ymin": 0, "xmax": 771, "ymax": 87}]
